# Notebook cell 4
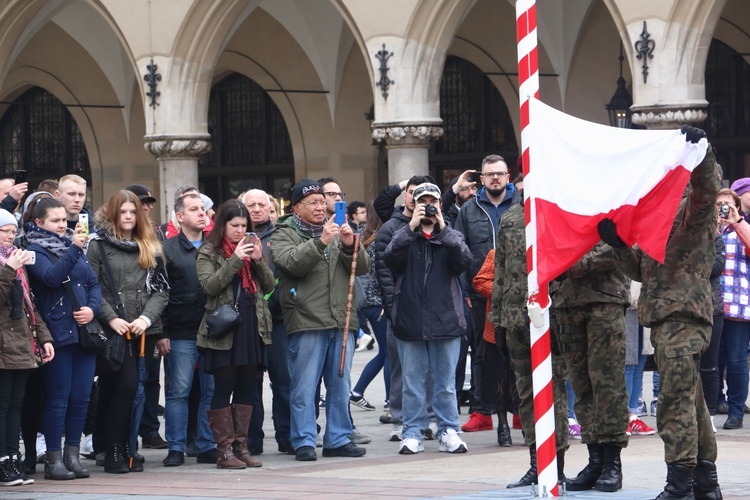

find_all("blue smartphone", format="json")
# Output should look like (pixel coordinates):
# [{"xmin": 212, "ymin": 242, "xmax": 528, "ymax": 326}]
[{"xmin": 334, "ymin": 201, "xmax": 347, "ymax": 226}]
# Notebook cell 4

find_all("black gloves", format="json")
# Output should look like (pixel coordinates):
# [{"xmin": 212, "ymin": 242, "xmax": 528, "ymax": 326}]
[
  {"xmin": 597, "ymin": 219, "xmax": 626, "ymax": 249},
  {"xmin": 681, "ymin": 125, "xmax": 706, "ymax": 144}
]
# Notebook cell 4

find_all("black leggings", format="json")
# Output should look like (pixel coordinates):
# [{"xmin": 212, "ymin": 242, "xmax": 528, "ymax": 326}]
[
  {"xmin": 21, "ymin": 369, "xmax": 44, "ymax": 464},
  {"xmin": 0, "ymin": 369, "xmax": 30, "ymax": 457},
  {"xmin": 94, "ymin": 346, "xmax": 138, "ymax": 450},
  {"xmin": 211, "ymin": 364, "xmax": 259, "ymax": 409}
]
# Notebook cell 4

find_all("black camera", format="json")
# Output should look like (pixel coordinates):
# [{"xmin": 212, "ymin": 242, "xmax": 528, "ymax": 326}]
[
  {"xmin": 424, "ymin": 204, "xmax": 438, "ymax": 216},
  {"xmin": 720, "ymin": 203, "xmax": 730, "ymax": 219}
]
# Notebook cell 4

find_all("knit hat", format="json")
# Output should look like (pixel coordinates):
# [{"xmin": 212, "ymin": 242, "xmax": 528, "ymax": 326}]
[
  {"xmin": 200, "ymin": 194, "xmax": 214, "ymax": 212},
  {"xmin": 125, "ymin": 184, "xmax": 156, "ymax": 204},
  {"xmin": 0, "ymin": 209, "xmax": 17, "ymax": 228},
  {"xmin": 730, "ymin": 178, "xmax": 750, "ymax": 197},
  {"xmin": 290, "ymin": 179, "xmax": 323, "ymax": 206}
]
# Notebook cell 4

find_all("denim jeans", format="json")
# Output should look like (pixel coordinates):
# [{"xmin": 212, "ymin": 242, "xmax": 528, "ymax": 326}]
[
  {"xmin": 566, "ymin": 378, "xmax": 576, "ymax": 419},
  {"xmin": 353, "ymin": 306, "xmax": 390, "ymax": 398},
  {"xmin": 397, "ymin": 336, "xmax": 461, "ymax": 440},
  {"xmin": 265, "ymin": 318, "xmax": 291, "ymax": 446},
  {"xmin": 163, "ymin": 340, "xmax": 215, "ymax": 453},
  {"xmin": 289, "ymin": 329, "xmax": 354, "ymax": 450},
  {"xmin": 720, "ymin": 319, "xmax": 750, "ymax": 419},
  {"xmin": 625, "ymin": 326, "xmax": 648, "ymax": 413},
  {"xmin": 41, "ymin": 343, "xmax": 96, "ymax": 450}
]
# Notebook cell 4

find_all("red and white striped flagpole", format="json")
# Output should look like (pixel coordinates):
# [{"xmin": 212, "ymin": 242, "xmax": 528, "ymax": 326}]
[{"xmin": 516, "ymin": 0, "xmax": 558, "ymax": 497}]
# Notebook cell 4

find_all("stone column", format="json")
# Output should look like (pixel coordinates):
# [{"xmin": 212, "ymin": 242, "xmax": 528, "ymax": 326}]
[
  {"xmin": 372, "ymin": 124, "xmax": 444, "ymax": 185},
  {"xmin": 144, "ymin": 134, "xmax": 211, "ymax": 222}
]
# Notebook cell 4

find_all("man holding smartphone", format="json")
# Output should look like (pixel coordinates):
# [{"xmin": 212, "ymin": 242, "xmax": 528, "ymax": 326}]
[
  {"xmin": 0, "ymin": 175, "xmax": 29, "ymax": 216},
  {"xmin": 55, "ymin": 174, "xmax": 94, "ymax": 232}
]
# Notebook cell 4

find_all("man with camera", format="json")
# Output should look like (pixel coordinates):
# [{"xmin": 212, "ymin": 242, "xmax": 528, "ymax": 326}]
[{"xmin": 383, "ymin": 183, "xmax": 472, "ymax": 455}]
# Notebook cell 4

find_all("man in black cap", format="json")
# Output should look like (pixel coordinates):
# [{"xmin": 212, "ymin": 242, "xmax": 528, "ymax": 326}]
[{"xmin": 271, "ymin": 179, "xmax": 369, "ymax": 462}]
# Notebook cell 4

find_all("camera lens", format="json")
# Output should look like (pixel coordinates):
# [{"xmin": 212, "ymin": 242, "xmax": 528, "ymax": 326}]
[{"xmin": 424, "ymin": 204, "xmax": 437, "ymax": 216}]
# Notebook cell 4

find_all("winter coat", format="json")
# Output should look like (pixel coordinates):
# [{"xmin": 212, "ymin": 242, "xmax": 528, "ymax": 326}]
[
  {"xmin": 454, "ymin": 184, "xmax": 516, "ymax": 296},
  {"xmin": 270, "ymin": 214, "xmax": 369, "ymax": 335},
  {"xmin": 472, "ymin": 249, "xmax": 497, "ymax": 344},
  {"xmin": 26, "ymin": 243, "xmax": 102, "ymax": 348},
  {"xmin": 384, "ymin": 224, "xmax": 471, "ymax": 341},
  {"xmin": 161, "ymin": 231, "xmax": 207, "ymax": 341},
  {"xmin": 374, "ymin": 208, "xmax": 411, "ymax": 317},
  {"xmin": 0, "ymin": 264, "xmax": 53, "ymax": 370},
  {"xmin": 196, "ymin": 241, "xmax": 275, "ymax": 350}
]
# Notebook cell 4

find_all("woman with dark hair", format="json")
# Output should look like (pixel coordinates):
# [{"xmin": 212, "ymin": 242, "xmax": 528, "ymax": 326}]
[
  {"xmin": 87, "ymin": 190, "xmax": 168, "ymax": 474},
  {"xmin": 197, "ymin": 199, "xmax": 274, "ymax": 469},
  {"xmin": 350, "ymin": 202, "xmax": 390, "ymax": 410},
  {"xmin": 25, "ymin": 197, "xmax": 102, "ymax": 480}
]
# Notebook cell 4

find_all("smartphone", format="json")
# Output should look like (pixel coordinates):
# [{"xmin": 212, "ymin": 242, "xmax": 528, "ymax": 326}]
[
  {"xmin": 245, "ymin": 232, "xmax": 256, "ymax": 244},
  {"xmin": 470, "ymin": 171, "xmax": 482, "ymax": 184},
  {"xmin": 78, "ymin": 213, "xmax": 89, "ymax": 236},
  {"xmin": 14, "ymin": 169, "xmax": 26, "ymax": 185},
  {"xmin": 334, "ymin": 201, "xmax": 347, "ymax": 226},
  {"xmin": 26, "ymin": 251, "xmax": 36, "ymax": 265}
]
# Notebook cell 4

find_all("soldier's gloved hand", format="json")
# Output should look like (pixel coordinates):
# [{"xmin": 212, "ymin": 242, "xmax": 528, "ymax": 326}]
[
  {"xmin": 597, "ymin": 219, "xmax": 626, "ymax": 249},
  {"xmin": 681, "ymin": 125, "xmax": 706, "ymax": 144},
  {"xmin": 553, "ymin": 271, "xmax": 569, "ymax": 282}
]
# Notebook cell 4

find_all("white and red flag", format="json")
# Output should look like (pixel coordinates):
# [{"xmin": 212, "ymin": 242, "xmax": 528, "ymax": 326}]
[{"xmin": 526, "ymin": 97, "xmax": 708, "ymax": 287}]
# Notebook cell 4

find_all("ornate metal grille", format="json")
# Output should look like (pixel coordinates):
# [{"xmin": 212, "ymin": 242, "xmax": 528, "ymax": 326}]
[{"xmin": 0, "ymin": 87, "xmax": 90, "ymax": 180}]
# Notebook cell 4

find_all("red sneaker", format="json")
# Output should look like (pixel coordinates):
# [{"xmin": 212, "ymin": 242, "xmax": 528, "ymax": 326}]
[
  {"xmin": 461, "ymin": 412, "xmax": 493, "ymax": 432},
  {"xmin": 512, "ymin": 414, "xmax": 522, "ymax": 429},
  {"xmin": 626, "ymin": 418, "xmax": 656, "ymax": 436}
]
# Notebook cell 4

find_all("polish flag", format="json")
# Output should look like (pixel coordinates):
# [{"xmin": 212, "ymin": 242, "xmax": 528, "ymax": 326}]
[{"xmin": 526, "ymin": 98, "xmax": 708, "ymax": 287}]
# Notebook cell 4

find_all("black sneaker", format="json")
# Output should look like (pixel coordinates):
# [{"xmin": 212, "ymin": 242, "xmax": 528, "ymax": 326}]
[
  {"xmin": 295, "ymin": 446, "xmax": 317, "ymax": 462},
  {"xmin": 0, "ymin": 457, "xmax": 22, "ymax": 486},
  {"xmin": 321, "ymin": 442, "xmax": 366, "ymax": 458},
  {"xmin": 349, "ymin": 393, "xmax": 375, "ymax": 411},
  {"xmin": 163, "ymin": 450, "xmax": 184, "ymax": 467},
  {"xmin": 723, "ymin": 416, "xmax": 743, "ymax": 430},
  {"xmin": 9, "ymin": 456, "xmax": 33, "ymax": 485},
  {"xmin": 196, "ymin": 448, "xmax": 218, "ymax": 464}
]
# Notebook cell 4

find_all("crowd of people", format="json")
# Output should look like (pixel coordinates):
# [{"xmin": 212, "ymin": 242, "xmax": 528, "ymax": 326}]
[{"xmin": 0, "ymin": 126, "xmax": 743, "ymax": 499}]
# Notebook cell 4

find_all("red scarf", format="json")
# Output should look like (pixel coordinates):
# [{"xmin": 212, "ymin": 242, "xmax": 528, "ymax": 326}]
[{"xmin": 221, "ymin": 237, "xmax": 257, "ymax": 294}]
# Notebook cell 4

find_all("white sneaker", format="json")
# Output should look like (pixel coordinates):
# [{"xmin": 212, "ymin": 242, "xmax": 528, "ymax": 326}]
[
  {"xmin": 711, "ymin": 415, "xmax": 717, "ymax": 433},
  {"xmin": 389, "ymin": 423, "xmax": 403, "ymax": 442},
  {"xmin": 356, "ymin": 333, "xmax": 373, "ymax": 352},
  {"xmin": 35, "ymin": 433, "xmax": 46, "ymax": 463},
  {"xmin": 423, "ymin": 420, "xmax": 438, "ymax": 440},
  {"xmin": 398, "ymin": 437, "xmax": 424, "ymax": 455},
  {"xmin": 80, "ymin": 434, "xmax": 94, "ymax": 457},
  {"xmin": 438, "ymin": 428, "xmax": 468, "ymax": 453}
]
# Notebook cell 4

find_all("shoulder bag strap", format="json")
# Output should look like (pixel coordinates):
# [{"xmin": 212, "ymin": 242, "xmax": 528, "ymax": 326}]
[{"xmin": 97, "ymin": 240, "xmax": 127, "ymax": 319}]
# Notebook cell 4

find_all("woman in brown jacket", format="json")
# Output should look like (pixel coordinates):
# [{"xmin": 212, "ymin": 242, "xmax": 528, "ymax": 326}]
[{"xmin": 0, "ymin": 210, "xmax": 54, "ymax": 486}]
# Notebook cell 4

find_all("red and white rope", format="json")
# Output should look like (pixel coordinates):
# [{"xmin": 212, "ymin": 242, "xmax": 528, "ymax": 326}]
[{"xmin": 516, "ymin": 0, "xmax": 558, "ymax": 496}]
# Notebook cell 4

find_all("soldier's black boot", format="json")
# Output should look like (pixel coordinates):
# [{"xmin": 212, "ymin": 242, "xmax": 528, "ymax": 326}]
[
  {"xmin": 693, "ymin": 459, "xmax": 722, "ymax": 500},
  {"xmin": 656, "ymin": 463, "xmax": 695, "ymax": 499},
  {"xmin": 507, "ymin": 446, "xmax": 537, "ymax": 488},
  {"xmin": 565, "ymin": 443, "xmax": 602, "ymax": 491},
  {"xmin": 557, "ymin": 450, "xmax": 565, "ymax": 483},
  {"xmin": 594, "ymin": 443, "xmax": 623, "ymax": 492}
]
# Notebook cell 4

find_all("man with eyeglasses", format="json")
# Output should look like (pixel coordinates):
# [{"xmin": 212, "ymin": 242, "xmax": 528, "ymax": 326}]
[
  {"xmin": 271, "ymin": 179, "xmax": 369, "ymax": 462},
  {"xmin": 318, "ymin": 177, "xmax": 345, "ymax": 219},
  {"xmin": 454, "ymin": 154, "xmax": 517, "ymax": 433}
]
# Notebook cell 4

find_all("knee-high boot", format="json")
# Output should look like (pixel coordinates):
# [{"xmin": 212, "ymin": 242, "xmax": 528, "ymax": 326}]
[
  {"xmin": 208, "ymin": 407, "xmax": 246, "ymax": 469},
  {"xmin": 232, "ymin": 405, "xmax": 261, "ymax": 468}
]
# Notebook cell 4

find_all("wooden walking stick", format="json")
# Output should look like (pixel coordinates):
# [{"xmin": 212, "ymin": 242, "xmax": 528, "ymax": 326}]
[{"xmin": 339, "ymin": 233, "xmax": 360, "ymax": 377}]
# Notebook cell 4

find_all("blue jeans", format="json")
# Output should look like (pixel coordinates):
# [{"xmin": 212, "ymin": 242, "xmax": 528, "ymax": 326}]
[
  {"xmin": 566, "ymin": 378, "xmax": 576, "ymax": 419},
  {"xmin": 353, "ymin": 306, "xmax": 390, "ymax": 398},
  {"xmin": 289, "ymin": 329, "xmax": 354, "ymax": 450},
  {"xmin": 265, "ymin": 319, "xmax": 291, "ymax": 446},
  {"xmin": 720, "ymin": 319, "xmax": 750, "ymax": 419},
  {"xmin": 397, "ymin": 336, "xmax": 461, "ymax": 440},
  {"xmin": 164, "ymin": 340, "xmax": 215, "ymax": 453},
  {"xmin": 41, "ymin": 344, "xmax": 96, "ymax": 450},
  {"xmin": 625, "ymin": 326, "xmax": 648, "ymax": 413}
]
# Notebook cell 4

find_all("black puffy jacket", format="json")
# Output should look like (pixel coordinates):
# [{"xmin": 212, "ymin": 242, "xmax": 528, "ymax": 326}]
[
  {"xmin": 384, "ymin": 225, "xmax": 471, "ymax": 341},
  {"xmin": 161, "ymin": 231, "xmax": 207, "ymax": 341},
  {"xmin": 374, "ymin": 208, "xmax": 410, "ymax": 317}
]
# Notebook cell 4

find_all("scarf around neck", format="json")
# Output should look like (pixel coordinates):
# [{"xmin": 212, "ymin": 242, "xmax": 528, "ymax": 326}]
[
  {"xmin": 292, "ymin": 213, "xmax": 325, "ymax": 239},
  {"xmin": 24, "ymin": 224, "xmax": 73, "ymax": 258},
  {"xmin": 221, "ymin": 236, "xmax": 257, "ymax": 294},
  {"xmin": 0, "ymin": 244, "xmax": 36, "ymax": 325},
  {"xmin": 94, "ymin": 230, "xmax": 169, "ymax": 294}
]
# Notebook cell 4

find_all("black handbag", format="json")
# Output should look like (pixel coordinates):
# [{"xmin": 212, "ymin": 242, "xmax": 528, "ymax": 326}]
[
  {"xmin": 61, "ymin": 276, "xmax": 108, "ymax": 355},
  {"xmin": 95, "ymin": 241, "xmax": 128, "ymax": 371},
  {"xmin": 206, "ymin": 283, "xmax": 242, "ymax": 340}
]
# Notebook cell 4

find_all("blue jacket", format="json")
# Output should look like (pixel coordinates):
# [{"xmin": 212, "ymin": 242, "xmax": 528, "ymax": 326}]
[{"xmin": 26, "ymin": 243, "xmax": 102, "ymax": 348}]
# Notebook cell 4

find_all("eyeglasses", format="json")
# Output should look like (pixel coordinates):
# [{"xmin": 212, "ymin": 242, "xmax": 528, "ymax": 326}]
[
  {"xmin": 481, "ymin": 172, "xmax": 509, "ymax": 179},
  {"xmin": 300, "ymin": 200, "xmax": 326, "ymax": 207},
  {"xmin": 324, "ymin": 191, "xmax": 346, "ymax": 199},
  {"xmin": 0, "ymin": 228, "xmax": 18, "ymax": 236}
]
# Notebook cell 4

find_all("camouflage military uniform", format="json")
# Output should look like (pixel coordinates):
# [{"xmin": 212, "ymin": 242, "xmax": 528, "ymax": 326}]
[
  {"xmin": 613, "ymin": 147, "xmax": 718, "ymax": 466},
  {"xmin": 554, "ymin": 243, "xmax": 630, "ymax": 448},
  {"xmin": 491, "ymin": 202, "xmax": 568, "ymax": 450}
]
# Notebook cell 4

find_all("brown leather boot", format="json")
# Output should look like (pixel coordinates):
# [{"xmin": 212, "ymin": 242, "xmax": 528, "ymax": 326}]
[
  {"xmin": 207, "ymin": 407, "xmax": 246, "ymax": 469},
  {"xmin": 232, "ymin": 405, "xmax": 262, "ymax": 468}
]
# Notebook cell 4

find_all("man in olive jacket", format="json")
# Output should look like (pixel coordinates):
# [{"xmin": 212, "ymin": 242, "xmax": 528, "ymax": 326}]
[{"xmin": 270, "ymin": 179, "xmax": 369, "ymax": 462}]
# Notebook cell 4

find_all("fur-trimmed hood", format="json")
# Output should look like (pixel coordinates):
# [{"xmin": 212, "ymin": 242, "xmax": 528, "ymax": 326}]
[{"xmin": 93, "ymin": 206, "xmax": 114, "ymax": 236}]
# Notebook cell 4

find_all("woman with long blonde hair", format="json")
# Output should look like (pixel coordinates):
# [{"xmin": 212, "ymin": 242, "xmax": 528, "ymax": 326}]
[{"xmin": 87, "ymin": 190, "xmax": 168, "ymax": 474}]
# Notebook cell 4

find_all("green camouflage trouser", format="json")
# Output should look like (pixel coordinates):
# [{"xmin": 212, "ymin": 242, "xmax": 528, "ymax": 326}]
[
  {"xmin": 556, "ymin": 303, "xmax": 629, "ymax": 448},
  {"xmin": 506, "ymin": 325, "xmax": 569, "ymax": 451},
  {"xmin": 652, "ymin": 320, "xmax": 717, "ymax": 465}
]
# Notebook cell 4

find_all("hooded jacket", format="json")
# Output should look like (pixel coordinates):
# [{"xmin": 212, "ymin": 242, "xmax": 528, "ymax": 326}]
[{"xmin": 373, "ymin": 208, "xmax": 411, "ymax": 317}]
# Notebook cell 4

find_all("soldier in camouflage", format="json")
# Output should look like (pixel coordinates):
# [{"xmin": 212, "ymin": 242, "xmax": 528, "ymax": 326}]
[
  {"xmin": 600, "ymin": 126, "xmax": 722, "ymax": 500},
  {"xmin": 491, "ymin": 198, "xmax": 569, "ymax": 489},
  {"xmin": 554, "ymin": 242, "xmax": 630, "ymax": 493}
]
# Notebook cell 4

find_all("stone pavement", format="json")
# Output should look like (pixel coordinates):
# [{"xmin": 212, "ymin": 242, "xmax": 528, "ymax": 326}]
[{"xmin": 3, "ymin": 349, "xmax": 750, "ymax": 499}]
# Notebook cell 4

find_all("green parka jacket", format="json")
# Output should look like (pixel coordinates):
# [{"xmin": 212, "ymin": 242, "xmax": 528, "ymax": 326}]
[
  {"xmin": 196, "ymin": 242, "xmax": 275, "ymax": 350},
  {"xmin": 270, "ymin": 214, "xmax": 369, "ymax": 335}
]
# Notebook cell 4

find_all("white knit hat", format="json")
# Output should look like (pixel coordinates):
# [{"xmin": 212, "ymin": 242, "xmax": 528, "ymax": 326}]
[{"xmin": 0, "ymin": 209, "xmax": 18, "ymax": 228}]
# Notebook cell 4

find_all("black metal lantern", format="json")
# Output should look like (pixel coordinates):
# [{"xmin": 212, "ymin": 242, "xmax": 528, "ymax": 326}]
[{"xmin": 606, "ymin": 46, "xmax": 633, "ymax": 128}]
